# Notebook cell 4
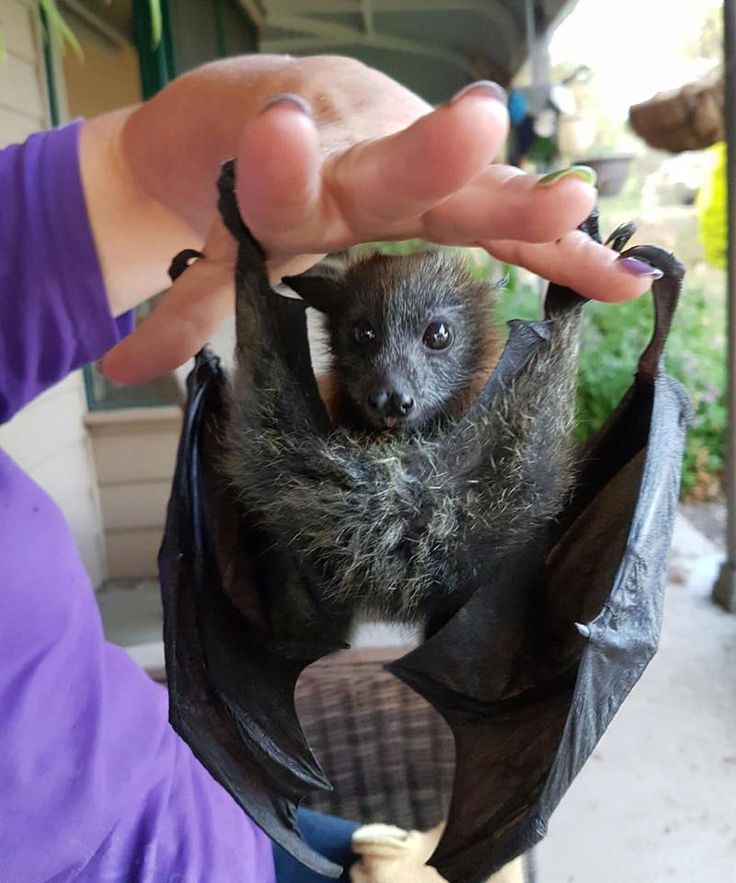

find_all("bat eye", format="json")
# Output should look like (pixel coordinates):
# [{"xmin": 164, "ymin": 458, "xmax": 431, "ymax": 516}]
[
  {"xmin": 353, "ymin": 321, "xmax": 376, "ymax": 346},
  {"xmin": 423, "ymin": 321, "xmax": 452, "ymax": 350}
]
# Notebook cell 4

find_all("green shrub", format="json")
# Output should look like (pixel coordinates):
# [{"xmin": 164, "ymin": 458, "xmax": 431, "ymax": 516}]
[{"xmin": 495, "ymin": 273, "xmax": 726, "ymax": 498}]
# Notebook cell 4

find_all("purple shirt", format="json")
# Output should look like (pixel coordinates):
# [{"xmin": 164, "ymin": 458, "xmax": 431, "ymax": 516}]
[{"xmin": 0, "ymin": 122, "xmax": 276, "ymax": 882}]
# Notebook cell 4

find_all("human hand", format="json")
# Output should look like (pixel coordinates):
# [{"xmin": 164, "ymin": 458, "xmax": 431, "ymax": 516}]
[{"xmin": 99, "ymin": 64, "xmax": 654, "ymax": 385}]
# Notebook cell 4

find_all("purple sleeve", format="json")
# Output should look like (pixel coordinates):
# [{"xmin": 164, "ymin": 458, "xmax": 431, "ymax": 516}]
[
  {"xmin": 0, "ymin": 120, "xmax": 133, "ymax": 423},
  {"xmin": 0, "ymin": 125, "xmax": 276, "ymax": 881}
]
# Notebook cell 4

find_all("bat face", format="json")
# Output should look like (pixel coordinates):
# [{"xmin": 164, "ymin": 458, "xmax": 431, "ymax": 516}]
[
  {"xmin": 160, "ymin": 163, "xmax": 692, "ymax": 883},
  {"xmin": 286, "ymin": 250, "xmax": 497, "ymax": 433}
]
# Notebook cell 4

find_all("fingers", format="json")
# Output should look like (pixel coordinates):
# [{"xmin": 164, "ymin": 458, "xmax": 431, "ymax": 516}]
[
  {"xmin": 482, "ymin": 230, "xmax": 657, "ymax": 303},
  {"xmin": 101, "ymin": 261, "xmax": 234, "ymax": 386},
  {"xmin": 324, "ymin": 82, "xmax": 509, "ymax": 237},
  {"xmin": 233, "ymin": 84, "xmax": 509, "ymax": 255},
  {"xmin": 100, "ymin": 223, "xmax": 237, "ymax": 385},
  {"xmin": 235, "ymin": 95, "xmax": 324, "ymax": 246},
  {"xmin": 99, "ymin": 219, "xmax": 327, "ymax": 386},
  {"xmin": 103, "ymin": 81, "xmax": 646, "ymax": 386},
  {"xmin": 423, "ymin": 166, "xmax": 597, "ymax": 245}
]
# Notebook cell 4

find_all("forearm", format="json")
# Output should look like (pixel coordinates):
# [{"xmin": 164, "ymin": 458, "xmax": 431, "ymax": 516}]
[
  {"xmin": 79, "ymin": 109, "xmax": 195, "ymax": 318},
  {"xmin": 79, "ymin": 54, "xmax": 429, "ymax": 317}
]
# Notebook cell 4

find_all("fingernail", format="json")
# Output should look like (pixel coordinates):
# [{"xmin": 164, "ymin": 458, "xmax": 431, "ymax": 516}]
[
  {"xmin": 617, "ymin": 256, "xmax": 664, "ymax": 279},
  {"xmin": 450, "ymin": 80, "xmax": 507, "ymax": 105},
  {"xmin": 260, "ymin": 93, "xmax": 312, "ymax": 116},
  {"xmin": 536, "ymin": 165, "xmax": 598, "ymax": 188}
]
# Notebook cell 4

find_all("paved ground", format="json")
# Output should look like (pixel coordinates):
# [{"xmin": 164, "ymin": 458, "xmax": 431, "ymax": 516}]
[
  {"xmin": 681, "ymin": 500, "xmax": 726, "ymax": 550},
  {"xmin": 537, "ymin": 514, "xmax": 736, "ymax": 883}
]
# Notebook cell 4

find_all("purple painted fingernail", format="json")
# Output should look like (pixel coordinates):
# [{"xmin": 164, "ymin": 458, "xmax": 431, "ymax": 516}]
[
  {"xmin": 450, "ymin": 80, "xmax": 507, "ymax": 105},
  {"xmin": 260, "ymin": 93, "xmax": 312, "ymax": 116},
  {"xmin": 617, "ymin": 256, "xmax": 664, "ymax": 279}
]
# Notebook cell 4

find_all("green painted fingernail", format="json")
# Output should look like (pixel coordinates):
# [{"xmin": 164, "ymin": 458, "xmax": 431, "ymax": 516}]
[{"xmin": 536, "ymin": 165, "xmax": 597, "ymax": 188}]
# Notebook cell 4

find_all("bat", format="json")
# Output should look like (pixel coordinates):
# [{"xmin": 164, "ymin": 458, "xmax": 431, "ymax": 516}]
[{"xmin": 158, "ymin": 162, "xmax": 691, "ymax": 882}]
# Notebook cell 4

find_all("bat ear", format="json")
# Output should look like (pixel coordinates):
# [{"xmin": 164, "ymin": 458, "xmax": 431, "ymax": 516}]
[{"xmin": 282, "ymin": 273, "xmax": 344, "ymax": 315}]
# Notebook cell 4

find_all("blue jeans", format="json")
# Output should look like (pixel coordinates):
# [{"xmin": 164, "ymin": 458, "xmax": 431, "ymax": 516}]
[{"xmin": 273, "ymin": 808, "xmax": 360, "ymax": 883}]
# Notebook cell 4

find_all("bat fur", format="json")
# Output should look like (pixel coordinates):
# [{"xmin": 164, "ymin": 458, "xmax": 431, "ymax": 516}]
[
  {"xmin": 285, "ymin": 250, "xmax": 502, "ymax": 433},
  {"xmin": 161, "ymin": 163, "xmax": 689, "ymax": 882},
  {"xmin": 218, "ymin": 164, "xmax": 583, "ymax": 638}
]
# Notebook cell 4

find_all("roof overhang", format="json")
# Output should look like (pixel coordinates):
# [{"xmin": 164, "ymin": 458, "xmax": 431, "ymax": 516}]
[
  {"xmin": 57, "ymin": 2, "xmax": 579, "ymax": 104},
  {"xmin": 252, "ymin": 0, "xmax": 578, "ymax": 103}
]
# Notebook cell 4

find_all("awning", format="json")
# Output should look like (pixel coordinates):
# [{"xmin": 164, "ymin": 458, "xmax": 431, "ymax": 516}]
[
  {"xmin": 57, "ymin": 2, "xmax": 579, "ymax": 103},
  {"xmin": 250, "ymin": 0, "xmax": 578, "ymax": 102}
]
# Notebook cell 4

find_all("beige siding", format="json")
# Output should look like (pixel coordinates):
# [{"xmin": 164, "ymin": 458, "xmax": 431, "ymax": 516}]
[
  {"xmin": 0, "ymin": 50, "xmax": 47, "ymax": 118},
  {"xmin": 86, "ymin": 407, "xmax": 182, "ymax": 580},
  {"xmin": 0, "ymin": 0, "xmax": 108, "ymax": 586},
  {"xmin": 0, "ymin": 102, "xmax": 39, "ymax": 141},
  {"xmin": 0, "ymin": 375, "xmax": 89, "ymax": 468},
  {"xmin": 0, "ymin": 0, "xmax": 36, "ymax": 61},
  {"xmin": 105, "ymin": 528, "xmax": 165, "ymax": 582},
  {"xmin": 0, "ymin": 1, "xmax": 46, "ymax": 132},
  {"xmin": 99, "ymin": 480, "xmax": 172, "ymax": 531},
  {"xmin": 91, "ymin": 415, "xmax": 181, "ymax": 484}
]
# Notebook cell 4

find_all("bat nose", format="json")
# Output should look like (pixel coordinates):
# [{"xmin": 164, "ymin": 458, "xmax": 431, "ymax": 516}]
[
  {"xmin": 368, "ymin": 387, "xmax": 414, "ymax": 417},
  {"xmin": 392, "ymin": 391, "xmax": 415, "ymax": 416},
  {"xmin": 368, "ymin": 389, "xmax": 390, "ymax": 413}
]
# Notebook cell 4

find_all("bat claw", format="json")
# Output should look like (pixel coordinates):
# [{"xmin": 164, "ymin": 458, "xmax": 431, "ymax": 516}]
[
  {"xmin": 168, "ymin": 248, "xmax": 204, "ymax": 282},
  {"xmin": 605, "ymin": 221, "xmax": 638, "ymax": 253},
  {"xmin": 577, "ymin": 208, "xmax": 601, "ymax": 244},
  {"xmin": 217, "ymin": 159, "xmax": 267, "ymax": 266}
]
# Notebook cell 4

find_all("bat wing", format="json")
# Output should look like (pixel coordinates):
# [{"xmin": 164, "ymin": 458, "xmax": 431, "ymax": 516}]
[
  {"xmin": 158, "ymin": 283, "xmax": 344, "ymax": 876},
  {"xmin": 388, "ymin": 245, "xmax": 692, "ymax": 883}
]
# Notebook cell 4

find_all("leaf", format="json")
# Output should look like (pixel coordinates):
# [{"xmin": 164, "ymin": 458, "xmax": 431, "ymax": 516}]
[
  {"xmin": 39, "ymin": 0, "xmax": 84, "ymax": 62},
  {"xmin": 149, "ymin": 0, "xmax": 163, "ymax": 49}
]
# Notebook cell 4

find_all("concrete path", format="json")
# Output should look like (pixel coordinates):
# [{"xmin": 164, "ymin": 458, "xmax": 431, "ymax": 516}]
[{"xmin": 537, "ymin": 515, "xmax": 736, "ymax": 883}]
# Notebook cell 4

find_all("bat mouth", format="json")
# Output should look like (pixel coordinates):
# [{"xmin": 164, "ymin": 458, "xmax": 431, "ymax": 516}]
[
  {"xmin": 379, "ymin": 407, "xmax": 429, "ymax": 432},
  {"xmin": 353, "ymin": 396, "xmax": 423, "ymax": 433}
]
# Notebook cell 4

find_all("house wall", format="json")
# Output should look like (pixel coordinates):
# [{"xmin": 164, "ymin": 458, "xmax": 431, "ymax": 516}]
[
  {"xmin": 0, "ymin": 0, "xmax": 47, "ymax": 139},
  {"xmin": 0, "ymin": 0, "xmax": 108, "ymax": 585},
  {"xmin": 59, "ymin": 18, "xmax": 178, "ymax": 582},
  {"xmin": 61, "ymin": 23, "xmax": 141, "ymax": 118},
  {"xmin": 86, "ymin": 407, "xmax": 182, "ymax": 580}
]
